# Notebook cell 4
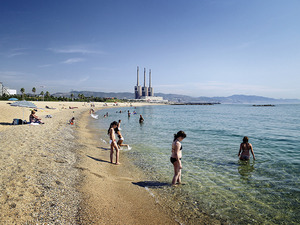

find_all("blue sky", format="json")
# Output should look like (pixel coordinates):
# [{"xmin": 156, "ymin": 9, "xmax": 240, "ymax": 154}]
[{"xmin": 0, "ymin": 0, "xmax": 299, "ymax": 98}]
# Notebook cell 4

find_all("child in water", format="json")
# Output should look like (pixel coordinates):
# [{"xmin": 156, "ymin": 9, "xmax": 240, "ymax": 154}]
[
  {"xmin": 238, "ymin": 136, "xmax": 256, "ymax": 160},
  {"xmin": 171, "ymin": 131, "xmax": 186, "ymax": 185},
  {"xmin": 108, "ymin": 121, "xmax": 120, "ymax": 165}
]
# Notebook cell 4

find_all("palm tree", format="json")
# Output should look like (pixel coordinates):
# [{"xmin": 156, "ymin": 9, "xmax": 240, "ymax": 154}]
[
  {"xmin": 40, "ymin": 91, "xmax": 44, "ymax": 101},
  {"xmin": 32, "ymin": 87, "xmax": 36, "ymax": 97},
  {"xmin": 71, "ymin": 93, "xmax": 74, "ymax": 101},
  {"xmin": 20, "ymin": 88, "xmax": 25, "ymax": 100},
  {"xmin": 45, "ymin": 91, "xmax": 50, "ymax": 99}
]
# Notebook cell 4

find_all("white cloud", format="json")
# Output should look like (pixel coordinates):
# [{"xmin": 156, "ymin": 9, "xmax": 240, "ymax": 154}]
[
  {"xmin": 38, "ymin": 64, "xmax": 52, "ymax": 68},
  {"xmin": 6, "ymin": 48, "xmax": 28, "ymax": 58},
  {"xmin": 62, "ymin": 58, "xmax": 85, "ymax": 64},
  {"xmin": 49, "ymin": 45, "xmax": 103, "ymax": 54}
]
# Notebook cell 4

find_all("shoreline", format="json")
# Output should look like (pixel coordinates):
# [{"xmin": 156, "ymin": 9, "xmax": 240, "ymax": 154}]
[
  {"xmin": 0, "ymin": 100, "xmax": 222, "ymax": 224},
  {"xmin": 75, "ymin": 107, "xmax": 177, "ymax": 224},
  {"xmin": 77, "ymin": 106, "xmax": 224, "ymax": 224},
  {"xmin": 0, "ymin": 101, "xmax": 177, "ymax": 224}
]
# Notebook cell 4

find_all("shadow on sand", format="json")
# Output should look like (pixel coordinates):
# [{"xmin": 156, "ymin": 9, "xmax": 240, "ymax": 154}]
[
  {"xmin": 0, "ymin": 122, "xmax": 12, "ymax": 126},
  {"xmin": 97, "ymin": 146, "xmax": 110, "ymax": 151},
  {"xmin": 132, "ymin": 181, "xmax": 170, "ymax": 189},
  {"xmin": 86, "ymin": 155, "xmax": 110, "ymax": 164}
]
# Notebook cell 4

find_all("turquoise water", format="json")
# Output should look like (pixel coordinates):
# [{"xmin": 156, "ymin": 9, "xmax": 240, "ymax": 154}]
[{"xmin": 93, "ymin": 104, "xmax": 300, "ymax": 224}]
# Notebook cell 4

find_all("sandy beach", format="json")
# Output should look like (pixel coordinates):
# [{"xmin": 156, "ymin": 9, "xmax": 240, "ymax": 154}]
[{"xmin": 0, "ymin": 100, "xmax": 178, "ymax": 224}]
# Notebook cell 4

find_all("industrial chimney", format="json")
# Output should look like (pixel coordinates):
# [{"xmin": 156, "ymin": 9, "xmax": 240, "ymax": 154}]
[
  {"xmin": 148, "ymin": 69, "xmax": 154, "ymax": 96},
  {"xmin": 142, "ymin": 68, "xmax": 148, "ymax": 97},
  {"xmin": 134, "ymin": 66, "xmax": 142, "ymax": 99}
]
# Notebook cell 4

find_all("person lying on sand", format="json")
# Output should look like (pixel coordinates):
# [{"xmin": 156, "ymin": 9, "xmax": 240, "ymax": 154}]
[{"xmin": 29, "ymin": 110, "xmax": 44, "ymax": 124}]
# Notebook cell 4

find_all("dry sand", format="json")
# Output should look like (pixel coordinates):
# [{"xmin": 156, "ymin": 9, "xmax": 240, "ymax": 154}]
[{"xmin": 0, "ymin": 100, "xmax": 177, "ymax": 224}]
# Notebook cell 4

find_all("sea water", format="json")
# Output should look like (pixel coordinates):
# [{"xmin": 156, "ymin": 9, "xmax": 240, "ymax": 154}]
[{"xmin": 92, "ymin": 104, "xmax": 300, "ymax": 224}]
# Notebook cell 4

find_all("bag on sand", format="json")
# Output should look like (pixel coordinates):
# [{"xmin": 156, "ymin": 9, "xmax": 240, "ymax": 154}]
[{"xmin": 12, "ymin": 119, "xmax": 27, "ymax": 125}]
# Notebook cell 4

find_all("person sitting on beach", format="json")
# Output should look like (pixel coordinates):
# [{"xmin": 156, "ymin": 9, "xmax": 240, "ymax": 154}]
[
  {"xmin": 108, "ymin": 121, "xmax": 120, "ymax": 165},
  {"xmin": 139, "ymin": 115, "xmax": 144, "ymax": 123},
  {"xmin": 69, "ymin": 117, "xmax": 75, "ymax": 125},
  {"xmin": 171, "ymin": 131, "xmax": 186, "ymax": 185},
  {"xmin": 29, "ymin": 110, "xmax": 44, "ymax": 124},
  {"xmin": 238, "ymin": 136, "xmax": 256, "ymax": 160}
]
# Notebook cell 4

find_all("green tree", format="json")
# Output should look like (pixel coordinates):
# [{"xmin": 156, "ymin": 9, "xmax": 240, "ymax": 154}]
[
  {"xmin": 45, "ymin": 91, "xmax": 50, "ymax": 98},
  {"xmin": 20, "ymin": 88, "xmax": 25, "ymax": 99},
  {"xmin": 71, "ymin": 93, "xmax": 74, "ymax": 101},
  {"xmin": 32, "ymin": 87, "xmax": 36, "ymax": 96}
]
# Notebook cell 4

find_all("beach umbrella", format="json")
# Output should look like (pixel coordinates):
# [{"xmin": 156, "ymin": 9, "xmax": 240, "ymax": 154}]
[
  {"xmin": 8, "ymin": 98, "xmax": 18, "ymax": 101},
  {"xmin": 10, "ymin": 100, "xmax": 37, "ymax": 122}
]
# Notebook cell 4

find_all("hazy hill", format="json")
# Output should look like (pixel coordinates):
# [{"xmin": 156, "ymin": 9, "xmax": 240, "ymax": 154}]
[{"xmin": 52, "ymin": 91, "xmax": 300, "ymax": 104}]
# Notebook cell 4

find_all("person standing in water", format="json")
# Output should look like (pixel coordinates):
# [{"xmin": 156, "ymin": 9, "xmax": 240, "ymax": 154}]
[
  {"xmin": 139, "ymin": 115, "xmax": 144, "ymax": 123},
  {"xmin": 171, "ymin": 131, "xmax": 186, "ymax": 185},
  {"xmin": 238, "ymin": 136, "xmax": 256, "ymax": 160},
  {"xmin": 108, "ymin": 121, "xmax": 120, "ymax": 165}
]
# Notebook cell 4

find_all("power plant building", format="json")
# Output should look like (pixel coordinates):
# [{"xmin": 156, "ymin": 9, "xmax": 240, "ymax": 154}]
[{"xmin": 134, "ymin": 66, "xmax": 164, "ymax": 102}]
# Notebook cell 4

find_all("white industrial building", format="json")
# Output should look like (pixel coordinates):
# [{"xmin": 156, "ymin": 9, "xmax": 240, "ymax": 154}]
[{"xmin": 0, "ymin": 82, "xmax": 17, "ymax": 96}]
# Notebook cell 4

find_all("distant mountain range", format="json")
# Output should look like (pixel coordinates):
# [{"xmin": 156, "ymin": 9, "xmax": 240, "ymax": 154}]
[{"xmin": 52, "ymin": 91, "xmax": 300, "ymax": 104}]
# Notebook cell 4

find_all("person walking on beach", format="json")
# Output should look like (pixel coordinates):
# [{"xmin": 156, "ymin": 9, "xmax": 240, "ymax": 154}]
[
  {"xmin": 171, "ymin": 131, "xmax": 186, "ymax": 185},
  {"xmin": 108, "ymin": 121, "xmax": 120, "ymax": 165},
  {"xmin": 238, "ymin": 136, "xmax": 256, "ymax": 160}
]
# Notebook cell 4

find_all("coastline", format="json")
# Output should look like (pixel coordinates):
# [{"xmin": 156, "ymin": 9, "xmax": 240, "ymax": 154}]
[
  {"xmin": 75, "ymin": 109, "xmax": 177, "ymax": 224},
  {"xmin": 76, "ymin": 106, "xmax": 223, "ymax": 225},
  {"xmin": 0, "ymin": 101, "xmax": 176, "ymax": 224},
  {"xmin": 0, "ymin": 100, "xmax": 223, "ymax": 224}
]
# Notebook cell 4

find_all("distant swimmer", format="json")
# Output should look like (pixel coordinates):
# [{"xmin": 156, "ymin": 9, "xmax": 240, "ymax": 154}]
[
  {"xmin": 128, "ymin": 110, "xmax": 131, "ymax": 117},
  {"xmin": 108, "ymin": 121, "xmax": 120, "ymax": 165},
  {"xmin": 171, "ymin": 131, "xmax": 186, "ymax": 185},
  {"xmin": 139, "ymin": 115, "xmax": 144, "ymax": 123},
  {"xmin": 238, "ymin": 136, "xmax": 256, "ymax": 160}
]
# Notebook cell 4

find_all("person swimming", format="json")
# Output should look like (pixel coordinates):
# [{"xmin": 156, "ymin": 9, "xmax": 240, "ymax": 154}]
[
  {"xmin": 170, "ymin": 131, "xmax": 186, "ymax": 185},
  {"xmin": 238, "ymin": 136, "xmax": 256, "ymax": 160}
]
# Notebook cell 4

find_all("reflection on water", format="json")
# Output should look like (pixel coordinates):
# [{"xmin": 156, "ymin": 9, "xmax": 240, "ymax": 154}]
[{"xmin": 238, "ymin": 160, "xmax": 255, "ymax": 180}]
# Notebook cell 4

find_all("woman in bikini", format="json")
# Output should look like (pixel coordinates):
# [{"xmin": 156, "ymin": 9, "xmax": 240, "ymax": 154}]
[
  {"xmin": 171, "ymin": 131, "xmax": 186, "ymax": 185},
  {"xmin": 108, "ymin": 121, "xmax": 120, "ymax": 165},
  {"xmin": 238, "ymin": 136, "xmax": 256, "ymax": 160}
]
